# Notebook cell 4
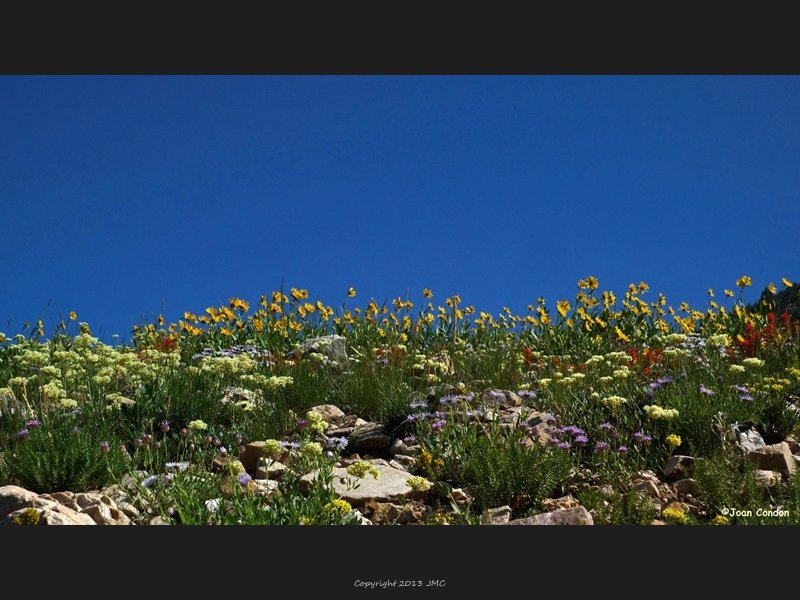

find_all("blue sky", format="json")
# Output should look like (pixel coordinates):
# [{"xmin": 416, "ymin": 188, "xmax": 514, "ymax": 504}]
[{"xmin": 2, "ymin": 76, "xmax": 798, "ymax": 344}]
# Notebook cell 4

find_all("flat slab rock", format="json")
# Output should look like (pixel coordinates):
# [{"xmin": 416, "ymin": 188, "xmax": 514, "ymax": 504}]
[
  {"xmin": 498, "ymin": 506, "xmax": 594, "ymax": 525},
  {"xmin": 300, "ymin": 463, "xmax": 423, "ymax": 506}
]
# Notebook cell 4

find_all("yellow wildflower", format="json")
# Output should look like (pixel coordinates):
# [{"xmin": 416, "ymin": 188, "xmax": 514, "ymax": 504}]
[
  {"xmin": 783, "ymin": 278, "xmax": 793, "ymax": 288},
  {"xmin": 736, "ymin": 275, "xmax": 752, "ymax": 288},
  {"xmin": 556, "ymin": 300, "xmax": 571, "ymax": 318},
  {"xmin": 423, "ymin": 288, "xmax": 433, "ymax": 298}
]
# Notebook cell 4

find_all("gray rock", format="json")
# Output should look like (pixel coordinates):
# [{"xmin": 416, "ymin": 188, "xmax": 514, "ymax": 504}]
[
  {"xmin": 300, "ymin": 462, "xmax": 422, "ymax": 506},
  {"xmin": 350, "ymin": 423, "xmax": 391, "ymax": 450},
  {"xmin": 748, "ymin": 442, "xmax": 796, "ymax": 476},
  {"xmin": 662, "ymin": 456, "xmax": 695, "ymax": 482},
  {"xmin": 285, "ymin": 335, "xmax": 349, "ymax": 365},
  {"xmin": 737, "ymin": 427, "xmax": 766, "ymax": 454},
  {"xmin": 501, "ymin": 506, "xmax": 594, "ymax": 525}
]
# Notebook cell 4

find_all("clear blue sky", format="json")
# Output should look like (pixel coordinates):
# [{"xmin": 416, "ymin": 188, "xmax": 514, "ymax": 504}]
[{"xmin": 2, "ymin": 76, "xmax": 798, "ymax": 344}]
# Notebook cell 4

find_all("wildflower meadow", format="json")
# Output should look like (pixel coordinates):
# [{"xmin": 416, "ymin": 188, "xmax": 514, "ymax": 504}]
[{"xmin": 2, "ymin": 276, "xmax": 800, "ymax": 525}]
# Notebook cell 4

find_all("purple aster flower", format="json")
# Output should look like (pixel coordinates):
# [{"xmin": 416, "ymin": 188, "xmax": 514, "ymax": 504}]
[
  {"xmin": 700, "ymin": 383, "xmax": 715, "ymax": 396},
  {"xmin": 234, "ymin": 433, "xmax": 243, "ymax": 444},
  {"xmin": 141, "ymin": 475, "xmax": 158, "ymax": 488},
  {"xmin": 520, "ymin": 438, "xmax": 531, "ymax": 448},
  {"xmin": 574, "ymin": 435, "xmax": 588, "ymax": 446},
  {"xmin": 166, "ymin": 462, "xmax": 190, "ymax": 472},
  {"xmin": 549, "ymin": 436, "xmax": 560, "ymax": 445},
  {"xmin": 431, "ymin": 419, "xmax": 446, "ymax": 431},
  {"xmin": 281, "ymin": 441, "xmax": 301, "ymax": 449},
  {"xmin": 410, "ymin": 401, "xmax": 428, "ymax": 409},
  {"xmin": 25, "ymin": 420, "xmax": 41, "ymax": 429},
  {"xmin": 647, "ymin": 389, "xmax": 655, "ymax": 398},
  {"xmin": 161, "ymin": 474, "xmax": 173, "ymax": 485},
  {"xmin": 617, "ymin": 445, "xmax": 628, "ymax": 454},
  {"xmin": 439, "ymin": 395, "xmax": 458, "ymax": 405},
  {"xmin": 73, "ymin": 427, "xmax": 80, "ymax": 434},
  {"xmin": 14, "ymin": 429, "xmax": 30, "ymax": 440},
  {"xmin": 100, "ymin": 441, "xmax": 110, "ymax": 453},
  {"xmin": 657, "ymin": 376, "xmax": 674, "ymax": 385},
  {"xmin": 734, "ymin": 385, "xmax": 751, "ymax": 393},
  {"xmin": 217, "ymin": 446, "xmax": 227, "ymax": 455},
  {"xmin": 595, "ymin": 441, "xmax": 610, "ymax": 451},
  {"xmin": 739, "ymin": 394, "xmax": 754, "ymax": 402},
  {"xmin": 407, "ymin": 414, "xmax": 419, "ymax": 422},
  {"xmin": 717, "ymin": 375, "xmax": 724, "ymax": 382},
  {"xmin": 649, "ymin": 382, "xmax": 661, "ymax": 390},
  {"xmin": 403, "ymin": 435, "xmax": 416, "ymax": 445},
  {"xmin": 600, "ymin": 422, "xmax": 614, "ymax": 431},
  {"xmin": 297, "ymin": 419, "xmax": 309, "ymax": 429},
  {"xmin": 238, "ymin": 473, "xmax": 252, "ymax": 486},
  {"xmin": 633, "ymin": 432, "xmax": 645, "ymax": 443},
  {"xmin": 545, "ymin": 415, "xmax": 557, "ymax": 424},
  {"xmin": 642, "ymin": 435, "xmax": 652, "ymax": 445},
  {"xmin": 160, "ymin": 420, "xmax": 170, "ymax": 433}
]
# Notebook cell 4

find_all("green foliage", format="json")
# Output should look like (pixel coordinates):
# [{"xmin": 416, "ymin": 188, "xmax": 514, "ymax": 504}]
[
  {"xmin": 5, "ymin": 413, "xmax": 126, "ymax": 494},
  {"xmin": 455, "ymin": 424, "xmax": 574, "ymax": 517},
  {"xmin": 577, "ymin": 488, "xmax": 660, "ymax": 525}
]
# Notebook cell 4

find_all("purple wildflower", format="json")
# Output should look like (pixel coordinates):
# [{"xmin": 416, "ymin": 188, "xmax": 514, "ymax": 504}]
[
  {"xmin": 545, "ymin": 415, "xmax": 557, "ymax": 424},
  {"xmin": 595, "ymin": 441, "xmax": 610, "ymax": 451},
  {"xmin": 520, "ymin": 438, "xmax": 531, "ymax": 448},
  {"xmin": 657, "ymin": 376, "xmax": 674, "ymax": 385},
  {"xmin": 699, "ymin": 383, "xmax": 715, "ymax": 396},
  {"xmin": 617, "ymin": 445, "xmax": 628, "ymax": 454},
  {"xmin": 238, "ymin": 473, "xmax": 252, "ymax": 486},
  {"xmin": 403, "ymin": 435, "xmax": 416, "ymax": 445},
  {"xmin": 14, "ymin": 429, "xmax": 30, "ymax": 440},
  {"xmin": 160, "ymin": 420, "xmax": 170, "ymax": 433},
  {"xmin": 144, "ymin": 434, "xmax": 153, "ymax": 443},
  {"xmin": 25, "ymin": 420, "xmax": 41, "ymax": 429},
  {"xmin": 141, "ymin": 475, "xmax": 158, "ymax": 488},
  {"xmin": 574, "ymin": 435, "xmax": 588, "ymax": 446},
  {"xmin": 100, "ymin": 441, "xmax": 110, "ymax": 453},
  {"xmin": 234, "ymin": 433, "xmax": 243, "ymax": 444},
  {"xmin": 557, "ymin": 441, "xmax": 571, "ymax": 451},
  {"xmin": 600, "ymin": 422, "xmax": 614, "ymax": 431},
  {"xmin": 166, "ymin": 462, "xmax": 190, "ymax": 472},
  {"xmin": 431, "ymin": 419, "xmax": 446, "ymax": 432}
]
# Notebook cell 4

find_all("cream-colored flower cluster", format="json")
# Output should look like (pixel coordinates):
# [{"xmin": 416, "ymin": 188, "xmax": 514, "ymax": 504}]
[{"xmin": 644, "ymin": 405, "xmax": 679, "ymax": 420}]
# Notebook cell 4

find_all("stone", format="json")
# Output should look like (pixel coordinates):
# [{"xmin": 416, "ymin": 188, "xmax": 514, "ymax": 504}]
[
  {"xmin": 672, "ymin": 479, "xmax": 699, "ymax": 496},
  {"xmin": 481, "ymin": 505, "xmax": 513, "ymax": 524},
  {"xmin": 350, "ymin": 423, "xmax": 391, "ymax": 450},
  {"xmin": 501, "ymin": 506, "xmax": 594, "ymax": 525},
  {"xmin": 82, "ymin": 503, "xmax": 115, "ymax": 525},
  {"xmin": 634, "ymin": 480, "xmax": 660, "ymax": 499},
  {"xmin": 662, "ymin": 456, "xmax": 695, "ymax": 481},
  {"xmin": 737, "ymin": 427, "xmax": 766, "ymax": 454},
  {"xmin": 256, "ymin": 458, "xmax": 288, "ymax": 480},
  {"xmin": 748, "ymin": 442, "xmax": 796, "ymax": 476},
  {"xmin": 0, "ymin": 485, "xmax": 40, "ymax": 520},
  {"xmin": 285, "ymin": 335, "xmax": 349, "ymax": 365},
  {"xmin": 300, "ymin": 462, "xmax": 422, "ymax": 506},
  {"xmin": 309, "ymin": 404, "xmax": 346, "ymax": 421}
]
